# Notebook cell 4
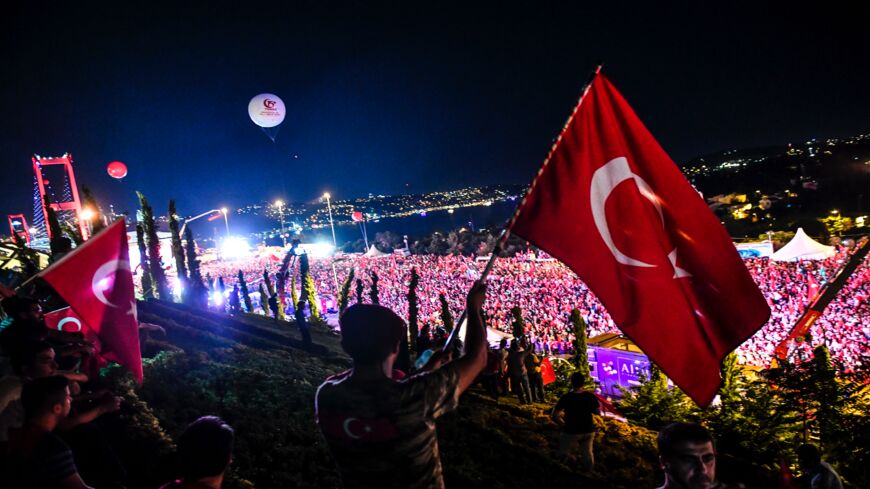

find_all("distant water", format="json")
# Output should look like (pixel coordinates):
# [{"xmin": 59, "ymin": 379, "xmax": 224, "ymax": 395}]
[{"xmin": 213, "ymin": 200, "xmax": 519, "ymax": 246}]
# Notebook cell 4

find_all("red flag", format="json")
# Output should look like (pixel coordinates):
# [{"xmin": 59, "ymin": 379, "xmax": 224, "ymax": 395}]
[
  {"xmin": 540, "ymin": 357, "xmax": 557, "ymax": 385},
  {"xmin": 352, "ymin": 211, "xmax": 364, "ymax": 222},
  {"xmin": 40, "ymin": 219, "xmax": 143, "ymax": 382},
  {"xmin": 509, "ymin": 70, "xmax": 769, "ymax": 406}
]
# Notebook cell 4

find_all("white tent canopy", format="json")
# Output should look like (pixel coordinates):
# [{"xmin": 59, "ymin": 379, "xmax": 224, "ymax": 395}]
[
  {"xmin": 771, "ymin": 228, "xmax": 836, "ymax": 262},
  {"xmin": 363, "ymin": 244, "xmax": 391, "ymax": 258}
]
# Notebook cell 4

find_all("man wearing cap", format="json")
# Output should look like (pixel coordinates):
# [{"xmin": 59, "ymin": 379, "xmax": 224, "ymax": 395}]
[{"xmin": 316, "ymin": 281, "xmax": 488, "ymax": 489}]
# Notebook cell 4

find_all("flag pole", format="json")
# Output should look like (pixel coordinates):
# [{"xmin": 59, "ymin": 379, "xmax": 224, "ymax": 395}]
[{"xmin": 440, "ymin": 63, "xmax": 604, "ymax": 354}]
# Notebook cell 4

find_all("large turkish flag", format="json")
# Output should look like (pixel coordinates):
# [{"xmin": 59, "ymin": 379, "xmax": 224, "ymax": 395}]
[
  {"xmin": 40, "ymin": 219, "xmax": 142, "ymax": 382},
  {"xmin": 510, "ymin": 70, "xmax": 769, "ymax": 405}
]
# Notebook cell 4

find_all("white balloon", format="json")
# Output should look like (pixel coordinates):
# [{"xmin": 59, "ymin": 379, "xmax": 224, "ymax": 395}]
[{"xmin": 248, "ymin": 93, "xmax": 286, "ymax": 128}]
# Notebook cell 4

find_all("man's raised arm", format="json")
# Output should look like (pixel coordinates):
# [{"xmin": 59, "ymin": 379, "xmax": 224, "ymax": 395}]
[{"xmin": 453, "ymin": 281, "xmax": 488, "ymax": 393}]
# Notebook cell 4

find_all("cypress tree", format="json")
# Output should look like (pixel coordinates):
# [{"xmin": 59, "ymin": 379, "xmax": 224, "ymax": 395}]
[
  {"xmin": 43, "ymin": 195, "xmax": 64, "ymax": 245},
  {"xmin": 439, "ymin": 293, "xmax": 454, "ymax": 333},
  {"xmin": 168, "ymin": 200, "xmax": 188, "ymax": 302},
  {"xmin": 510, "ymin": 306, "xmax": 525, "ymax": 341},
  {"xmin": 263, "ymin": 268, "xmax": 275, "ymax": 296},
  {"xmin": 258, "ymin": 283, "xmax": 270, "ymax": 315},
  {"xmin": 407, "ymin": 268, "xmax": 420, "ymax": 353},
  {"xmin": 216, "ymin": 277, "xmax": 226, "ymax": 312},
  {"xmin": 290, "ymin": 273, "xmax": 299, "ymax": 309},
  {"xmin": 355, "ymin": 279, "xmax": 364, "ymax": 304},
  {"xmin": 338, "ymin": 269, "xmax": 355, "ymax": 314},
  {"xmin": 81, "ymin": 187, "xmax": 106, "ymax": 234},
  {"xmin": 299, "ymin": 253, "xmax": 319, "ymax": 320},
  {"xmin": 238, "ymin": 270, "xmax": 253, "ymax": 313},
  {"xmin": 136, "ymin": 224, "xmax": 154, "ymax": 300},
  {"xmin": 274, "ymin": 271, "xmax": 286, "ymax": 321},
  {"xmin": 570, "ymin": 309, "xmax": 591, "ymax": 381},
  {"xmin": 369, "ymin": 271, "xmax": 380, "ymax": 305},
  {"xmin": 137, "ymin": 192, "xmax": 170, "ymax": 300},
  {"xmin": 183, "ymin": 226, "xmax": 207, "ymax": 308}
]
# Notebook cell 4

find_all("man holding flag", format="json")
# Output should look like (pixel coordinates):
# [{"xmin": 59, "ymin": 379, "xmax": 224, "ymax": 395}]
[{"xmin": 30, "ymin": 219, "xmax": 143, "ymax": 383}]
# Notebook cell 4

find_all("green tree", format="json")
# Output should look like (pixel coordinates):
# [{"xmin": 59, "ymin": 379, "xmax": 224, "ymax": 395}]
[
  {"xmin": 439, "ymin": 294, "xmax": 454, "ymax": 334},
  {"xmin": 137, "ymin": 192, "xmax": 170, "ymax": 300},
  {"xmin": 275, "ymin": 270, "xmax": 287, "ymax": 321},
  {"xmin": 183, "ymin": 226, "xmax": 207, "ymax": 308},
  {"xmin": 407, "ymin": 268, "xmax": 420, "ymax": 353},
  {"xmin": 510, "ymin": 306, "xmax": 525, "ymax": 341},
  {"xmin": 136, "ymin": 224, "xmax": 154, "ymax": 300},
  {"xmin": 369, "ymin": 271, "xmax": 380, "ymax": 305},
  {"xmin": 569, "ymin": 309, "xmax": 591, "ymax": 384},
  {"xmin": 290, "ymin": 274, "xmax": 299, "ymax": 309},
  {"xmin": 238, "ymin": 270, "xmax": 253, "ymax": 313},
  {"xmin": 338, "ymin": 269, "xmax": 355, "ymax": 314},
  {"xmin": 618, "ymin": 364, "xmax": 693, "ymax": 430},
  {"xmin": 43, "ymin": 195, "xmax": 64, "ymax": 246},
  {"xmin": 168, "ymin": 200, "xmax": 188, "ymax": 303},
  {"xmin": 258, "ymin": 283, "xmax": 270, "ymax": 315},
  {"xmin": 355, "ymin": 279, "xmax": 364, "ymax": 304},
  {"xmin": 81, "ymin": 187, "xmax": 106, "ymax": 234},
  {"xmin": 818, "ymin": 214, "xmax": 854, "ymax": 236},
  {"xmin": 299, "ymin": 254, "xmax": 319, "ymax": 320}
]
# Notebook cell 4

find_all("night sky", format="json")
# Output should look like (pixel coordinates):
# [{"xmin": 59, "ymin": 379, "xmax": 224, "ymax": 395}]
[{"xmin": 2, "ymin": 2, "xmax": 867, "ymax": 220}]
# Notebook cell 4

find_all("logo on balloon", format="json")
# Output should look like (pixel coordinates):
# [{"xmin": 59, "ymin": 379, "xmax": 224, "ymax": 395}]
[{"xmin": 264, "ymin": 99, "xmax": 278, "ymax": 110}]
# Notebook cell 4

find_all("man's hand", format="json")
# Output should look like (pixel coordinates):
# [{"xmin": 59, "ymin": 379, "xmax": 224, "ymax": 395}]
[
  {"xmin": 466, "ymin": 280, "xmax": 487, "ymax": 312},
  {"xmin": 98, "ymin": 395, "xmax": 122, "ymax": 415}
]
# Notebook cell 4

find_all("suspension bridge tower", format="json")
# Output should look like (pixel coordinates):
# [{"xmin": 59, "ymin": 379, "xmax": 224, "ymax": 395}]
[{"xmin": 31, "ymin": 153, "xmax": 89, "ymax": 244}]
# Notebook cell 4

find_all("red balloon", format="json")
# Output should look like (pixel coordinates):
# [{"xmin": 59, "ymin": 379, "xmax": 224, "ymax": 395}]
[{"xmin": 107, "ymin": 161, "xmax": 128, "ymax": 179}]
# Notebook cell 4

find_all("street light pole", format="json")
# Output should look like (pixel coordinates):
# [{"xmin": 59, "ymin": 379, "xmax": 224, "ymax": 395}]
[
  {"xmin": 323, "ymin": 192, "xmax": 340, "ymax": 298},
  {"xmin": 220, "ymin": 207, "xmax": 230, "ymax": 236},
  {"xmin": 275, "ymin": 200, "xmax": 286, "ymax": 247},
  {"xmin": 324, "ymin": 192, "xmax": 337, "ymax": 248}
]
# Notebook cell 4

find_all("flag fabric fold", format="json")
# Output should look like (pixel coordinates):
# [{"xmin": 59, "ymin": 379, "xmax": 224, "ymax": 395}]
[
  {"xmin": 509, "ymin": 70, "xmax": 769, "ymax": 406},
  {"xmin": 40, "ymin": 219, "xmax": 143, "ymax": 382}
]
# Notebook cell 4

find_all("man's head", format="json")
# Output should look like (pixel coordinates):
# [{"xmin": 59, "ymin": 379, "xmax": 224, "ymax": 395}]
[
  {"xmin": 570, "ymin": 372, "xmax": 588, "ymax": 389},
  {"xmin": 178, "ymin": 416, "xmax": 235, "ymax": 481},
  {"xmin": 339, "ymin": 304, "xmax": 406, "ymax": 366},
  {"xmin": 658, "ymin": 422, "xmax": 717, "ymax": 489},
  {"xmin": 21, "ymin": 375, "xmax": 71, "ymax": 421},
  {"xmin": 297, "ymin": 300, "xmax": 305, "ymax": 310},
  {"xmin": 796, "ymin": 443, "xmax": 821, "ymax": 471},
  {"xmin": 12, "ymin": 340, "xmax": 58, "ymax": 378},
  {"xmin": 1, "ymin": 296, "xmax": 43, "ymax": 322}
]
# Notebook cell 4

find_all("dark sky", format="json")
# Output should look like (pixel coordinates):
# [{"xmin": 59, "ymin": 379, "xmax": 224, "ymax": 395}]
[{"xmin": 2, "ymin": 2, "xmax": 867, "ymax": 220}]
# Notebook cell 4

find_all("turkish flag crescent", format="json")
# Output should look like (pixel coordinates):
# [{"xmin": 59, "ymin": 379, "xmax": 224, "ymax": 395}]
[
  {"xmin": 509, "ymin": 70, "xmax": 769, "ymax": 406},
  {"xmin": 40, "ymin": 219, "xmax": 143, "ymax": 382}
]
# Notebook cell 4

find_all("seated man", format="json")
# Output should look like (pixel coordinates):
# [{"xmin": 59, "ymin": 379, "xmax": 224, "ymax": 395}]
[
  {"xmin": 315, "ymin": 281, "xmax": 487, "ymax": 489},
  {"xmin": 0, "ymin": 296, "xmax": 93, "ymax": 362},
  {"xmin": 0, "ymin": 339, "xmax": 117, "ymax": 434},
  {"xmin": 2, "ymin": 375, "xmax": 94, "ymax": 488},
  {"xmin": 655, "ymin": 422, "xmax": 743, "ymax": 489},
  {"xmin": 160, "ymin": 416, "xmax": 235, "ymax": 489}
]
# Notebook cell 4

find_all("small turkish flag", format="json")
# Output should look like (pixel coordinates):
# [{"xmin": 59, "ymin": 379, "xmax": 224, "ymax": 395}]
[
  {"xmin": 540, "ymin": 357, "xmax": 557, "ymax": 385},
  {"xmin": 509, "ymin": 70, "xmax": 769, "ymax": 406},
  {"xmin": 40, "ymin": 219, "xmax": 143, "ymax": 382},
  {"xmin": 351, "ymin": 211, "xmax": 364, "ymax": 222},
  {"xmin": 44, "ymin": 307, "xmax": 85, "ymax": 333}
]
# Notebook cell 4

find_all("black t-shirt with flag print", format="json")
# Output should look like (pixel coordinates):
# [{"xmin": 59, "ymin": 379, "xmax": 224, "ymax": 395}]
[{"xmin": 315, "ymin": 362, "xmax": 461, "ymax": 489}]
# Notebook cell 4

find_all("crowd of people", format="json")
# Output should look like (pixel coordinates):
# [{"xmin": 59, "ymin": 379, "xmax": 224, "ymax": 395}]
[{"xmin": 210, "ymin": 246, "xmax": 869, "ymax": 371}]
